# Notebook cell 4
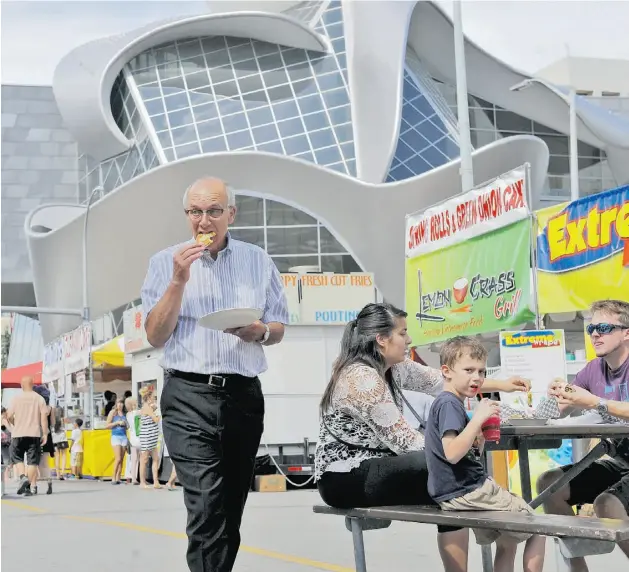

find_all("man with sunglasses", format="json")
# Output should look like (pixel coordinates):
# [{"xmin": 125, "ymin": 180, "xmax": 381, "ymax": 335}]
[
  {"xmin": 141, "ymin": 177, "xmax": 289, "ymax": 572},
  {"xmin": 539, "ymin": 299, "xmax": 629, "ymax": 570}
]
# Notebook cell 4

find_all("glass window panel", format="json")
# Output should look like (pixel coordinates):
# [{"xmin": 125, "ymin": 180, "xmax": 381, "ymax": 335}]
[
  {"xmin": 297, "ymin": 93, "xmax": 324, "ymax": 115},
  {"xmin": 233, "ymin": 60, "xmax": 260, "ymax": 79},
  {"xmin": 257, "ymin": 140, "xmax": 283, "ymax": 153},
  {"xmin": 238, "ymin": 74, "xmax": 265, "ymax": 95},
  {"xmin": 325, "ymin": 22, "xmax": 344, "ymax": 40},
  {"xmin": 218, "ymin": 98, "xmax": 243, "ymax": 115},
  {"xmin": 157, "ymin": 130, "xmax": 173, "ymax": 148},
  {"xmin": 257, "ymin": 52, "xmax": 284, "ymax": 72},
  {"xmin": 226, "ymin": 130, "xmax": 253, "ymax": 149},
  {"xmin": 316, "ymin": 71, "xmax": 344, "ymax": 92},
  {"xmin": 175, "ymin": 142, "xmax": 201, "ymax": 159},
  {"xmin": 280, "ymin": 48, "xmax": 307, "ymax": 66},
  {"xmin": 189, "ymin": 89, "xmax": 213, "ymax": 105},
  {"xmin": 295, "ymin": 151, "xmax": 315, "ymax": 163},
  {"xmin": 320, "ymin": 255, "xmax": 362, "ymax": 274},
  {"xmin": 403, "ymin": 76, "xmax": 419, "ymax": 100},
  {"xmin": 267, "ymin": 85, "xmax": 293, "ymax": 101},
  {"xmin": 319, "ymin": 228, "xmax": 346, "ymax": 254},
  {"xmin": 540, "ymin": 135, "xmax": 570, "ymax": 156},
  {"xmin": 177, "ymin": 38, "xmax": 203, "ymax": 59},
  {"xmin": 271, "ymin": 255, "xmax": 319, "ymax": 272},
  {"xmin": 405, "ymin": 154, "xmax": 432, "ymax": 176},
  {"xmin": 179, "ymin": 55, "xmax": 206, "ymax": 75},
  {"xmin": 200, "ymin": 136, "xmax": 226, "ymax": 153},
  {"xmin": 549, "ymin": 155, "xmax": 570, "ymax": 174},
  {"xmin": 292, "ymin": 77, "xmax": 318, "ymax": 97},
  {"xmin": 277, "ymin": 117, "xmax": 304, "ymax": 138},
  {"xmin": 222, "ymin": 113, "xmax": 248, "ymax": 133},
  {"xmin": 171, "ymin": 125, "xmax": 196, "ymax": 146},
  {"xmin": 333, "ymin": 123, "xmax": 353, "ymax": 143},
  {"xmin": 324, "ymin": 5, "xmax": 343, "ymax": 24},
  {"xmin": 247, "ymin": 106, "xmax": 274, "ymax": 127},
  {"xmin": 302, "ymin": 111, "xmax": 329, "ymax": 131},
  {"xmin": 192, "ymin": 102, "xmax": 218, "ymax": 123},
  {"xmin": 532, "ymin": 121, "xmax": 561, "ymax": 136},
  {"xmin": 578, "ymin": 141, "xmax": 601, "ymax": 159},
  {"xmin": 434, "ymin": 136, "xmax": 459, "ymax": 159},
  {"xmin": 495, "ymin": 109, "xmax": 532, "ymax": 133},
  {"xmin": 252, "ymin": 41, "xmax": 279, "ymax": 58},
  {"xmin": 228, "ymin": 42, "xmax": 255, "ymax": 63},
  {"xmin": 252, "ymin": 123, "xmax": 279, "ymax": 145},
  {"xmin": 337, "ymin": 52, "xmax": 347, "ymax": 71},
  {"xmin": 209, "ymin": 64, "xmax": 235, "ymax": 84},
  {"xmin": 328, "ymin": 105, "xmax": 351, "ymax": 124},
  {"xmin": 202, "ymin": 38, "xmax": 229, "ymax": 57},
  {"xmin": 229, "ymin": 227, "xmax": 264, "ymax": 247},
  {"xmin": 267, "ymin": 227, "xmax": 318, "ymax": 255},
  {"xmin": 163, "ymin": 147, "xmax": 175, "ymax": 162},
  {"xmin": 134, "ymin": 67, "xmax": 159, "ymax": 86},
  {"xmin": 226, "ymin": 36, "xmax": 248, "ymax": 48},
  {"xmin": 138, "ymin": 84, "xmax": 161, "ymax": 101},
  {"xmin": 266, "ymin": 200, "xmax": 316, "ymax": 226},
  {"xmin": 234, "ymin": 195, "xmax": 264, "ymax": 226},
  {"xmin": 401, "ymin": 128, "xmax": 430, "ymax": 152},
  {"xmin": 196, "ymin": 118, "xmax": 222, "ymax": 140},
  {"xmin": 402, "ymin": 101, "xmax": 427, "ymax": 127},
  {"xmin": 243, "ymin": 90, "xmax": 269, "ymax": 107},
  {"xmin": 164, "ymin": 93, "xmax": 189, "ymax": 112},
  {"xmin": 389, "ymin": 162, "xmax": 415, "ymax": 181},
  {"xmin": 157, "ymin": 62, "xmax": 182, "ymax": 81},
  {"xmin": 394, "ymin": 140, "xmax": 415, "ymax": 163},
  {"xmin": 283, "ymin": 134, "xmax": 311, "ymax": 155},
  {"xmin": 214, "ymin": 80, "xmax": 239, "ymax": 98},
  {"xmin": 421, "ymin": 145, "xmax": 449, "ymax": 168},
  {"xmin": 168, "ymin": 108, "xmax": 194, "ymax": 128},
  {"xmin": 309, "ymin": 128, "xmax": 336, "ymax": 149},
  {"xmin": 322, "ymin": 88, "xmax": 348, "ymax": 109},
  {"xmin": 263, "ymin": 68, "xmax": 290, "ymax": 89},
  {"xmin": 471, "ymin": 129, "xmax": 496, "ymax": 148},
  {"xmin": 184, "ymin": 69, "xmax": 210, "ymax": 90},
  {"xmin": 340, "ymin": 141, "xmax": 355, "ymax": 161},
  {"xmin": 314, "ymin": 145, "xmax": 342, "ymax": 164},
  {"xmin": 417, "ymin": 118, "xmax": 446, "ymax": 144},
  {"xmin": 272, "ymin": 100, "xmax": 300, "ymax": 121}
]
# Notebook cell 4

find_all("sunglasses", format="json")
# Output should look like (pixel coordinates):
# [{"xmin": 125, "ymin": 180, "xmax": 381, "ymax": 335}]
[{"xmin": 586, "ymin": 323, "xmax": 629, "ymax": 336}]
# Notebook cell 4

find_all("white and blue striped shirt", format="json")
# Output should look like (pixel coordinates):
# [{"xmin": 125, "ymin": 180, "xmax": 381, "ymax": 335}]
[{"xmin": 141, "ymin": 235, "xmax": 289, "ymax": 377}]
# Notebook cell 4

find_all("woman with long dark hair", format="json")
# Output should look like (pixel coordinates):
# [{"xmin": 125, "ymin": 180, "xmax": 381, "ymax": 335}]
[{"xmin": 315, "ymin": 303, "xmax": 529, "ymax": 571}]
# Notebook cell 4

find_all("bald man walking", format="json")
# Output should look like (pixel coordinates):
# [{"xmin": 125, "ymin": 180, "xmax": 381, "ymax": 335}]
[
  {"xmin": 4, "ymin": 376, "xmax": 49, "ymax": 496},
  {"xmin": 141, "ymin": 177, "xmax": 289, "ymax": 572}
]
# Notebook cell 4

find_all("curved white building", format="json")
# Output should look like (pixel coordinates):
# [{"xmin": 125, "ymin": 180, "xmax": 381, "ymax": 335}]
[{"xmin": 21, "ymin": 0, "xmax": 629, "ymax": 341}]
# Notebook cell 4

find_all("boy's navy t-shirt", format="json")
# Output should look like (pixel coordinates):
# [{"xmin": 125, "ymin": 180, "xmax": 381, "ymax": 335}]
[{"xmin": 425, "ymin": 391, "xmax": 486, "ymax": 502}]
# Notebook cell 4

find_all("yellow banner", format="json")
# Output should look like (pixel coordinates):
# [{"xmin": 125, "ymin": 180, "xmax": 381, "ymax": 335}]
[{"xmin": 535, "ymin": 186, "xmax": 629, "ymax": 313}]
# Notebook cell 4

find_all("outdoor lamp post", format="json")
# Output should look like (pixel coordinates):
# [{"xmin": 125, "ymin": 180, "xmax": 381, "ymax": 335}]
[
  {"xmin": 510, "ymin": 77, "xmax": 580, "ymax": 201},
  {"xmin": 83, "ymin": 185, "xmax": 105, "ymax": 428}
]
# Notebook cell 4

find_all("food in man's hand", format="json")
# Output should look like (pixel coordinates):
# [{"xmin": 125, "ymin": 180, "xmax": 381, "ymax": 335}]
[
  {"xmin": 564, "ymin": 385, "xmax": 576, "ymax": 393},
  {"xmin": 196, "ymin": 232, "xmax": 216, "ymax": 247}
]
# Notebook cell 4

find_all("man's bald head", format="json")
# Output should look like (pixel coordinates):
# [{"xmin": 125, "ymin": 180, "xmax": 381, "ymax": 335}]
[
  {"xmin": 183, "ymin": 177, "xmax": 236, "ymax": 209},
  {"xmin": 21, "ymin": 376, "xmax": 34, "ymax": 390}
]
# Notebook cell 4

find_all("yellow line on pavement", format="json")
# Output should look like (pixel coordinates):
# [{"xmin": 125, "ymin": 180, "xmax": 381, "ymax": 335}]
[{"xmin": 2, "ymin": 500, "xmax": 354, "ymax": 572}]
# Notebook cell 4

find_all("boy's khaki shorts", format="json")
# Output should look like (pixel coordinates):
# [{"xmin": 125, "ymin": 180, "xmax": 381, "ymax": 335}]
[{"xmin": 440, "ymin": 478, "xmax": 534, "ymax": 545}]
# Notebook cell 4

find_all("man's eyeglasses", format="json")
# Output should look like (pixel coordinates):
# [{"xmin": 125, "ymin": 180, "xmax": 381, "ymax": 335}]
[
  {"xmin": 185, "ymin": 208, "xmax": 226, "ymax": 220},
  {"xmin": 586, "ymin": 323, "xmax": 629, "ymax": 336}
]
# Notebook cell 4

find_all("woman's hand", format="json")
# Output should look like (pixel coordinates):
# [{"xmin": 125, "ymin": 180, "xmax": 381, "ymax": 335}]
[{"xmin": 502, "ymin": 376, "xmax": 531, "ymax": 393}]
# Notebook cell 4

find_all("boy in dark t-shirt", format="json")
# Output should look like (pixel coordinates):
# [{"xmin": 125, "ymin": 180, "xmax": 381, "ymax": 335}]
[{"xmin": 425, "ymin": 336, "xmax": 545, "ymax": 572}]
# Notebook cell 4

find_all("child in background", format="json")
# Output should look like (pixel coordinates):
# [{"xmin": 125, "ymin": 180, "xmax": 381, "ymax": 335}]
[
  {"xmin": 70, "ymin": 418, "xmax": 84, "ymax": 479},
  {"xmin": 424, "ymin": 336, "xmax": 545, "ymax": 572}
]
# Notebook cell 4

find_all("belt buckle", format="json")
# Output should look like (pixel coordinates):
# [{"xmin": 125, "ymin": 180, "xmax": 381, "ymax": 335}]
[{"xmin": 208, "ymin": 375, "xmax": 226, "ymax": 388}]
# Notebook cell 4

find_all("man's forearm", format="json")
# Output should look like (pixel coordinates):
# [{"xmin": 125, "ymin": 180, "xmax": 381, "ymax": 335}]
[
  {"xmin": 605, "ymin": 400, "xmax": 629, "ymax": 421},
  {"xmin": 41, "ymin": 413, "xmax": 49, "ymax": 437},
  {"xmin": 145, "ymin": 282, "xmax": 185, "ymax": 347},
  {"xmin": 263, "ymin": 322, "xmax": 284, "ymax": 346}
]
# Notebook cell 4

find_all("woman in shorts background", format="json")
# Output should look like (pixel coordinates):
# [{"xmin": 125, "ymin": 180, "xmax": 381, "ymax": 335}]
[
  {"xmin": 33, "ymin": 385, "xmax": 55, "ymax": 494},
  {"xmin": 139, "ymin": 387, "xmax": 161, "ymax": 489},
  {"xmin": 51, "ymin": 407, "xmax": 68, "ymax": 480},
  {"xmin": 106, "ymin": 398, "xmax": 128, "ymax": 485}
]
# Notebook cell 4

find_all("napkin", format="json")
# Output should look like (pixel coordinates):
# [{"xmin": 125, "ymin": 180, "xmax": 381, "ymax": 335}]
[{"xmin": 498, "ymin": 396, "xmax": 561, "ymax": 423}]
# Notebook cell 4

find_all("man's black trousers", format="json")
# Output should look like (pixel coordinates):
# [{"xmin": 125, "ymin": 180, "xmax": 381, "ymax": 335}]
[{"xmin": 161, "ymin": 371, "xmax": 264, "ymax": 572}]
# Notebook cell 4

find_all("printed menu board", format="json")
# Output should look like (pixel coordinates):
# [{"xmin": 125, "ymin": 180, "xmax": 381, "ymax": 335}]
[{"xmin": 499, "ymin": 329, "xmax": 567, "ymax": 407}]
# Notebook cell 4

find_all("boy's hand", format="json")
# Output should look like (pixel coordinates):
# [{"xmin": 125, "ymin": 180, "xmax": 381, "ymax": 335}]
[{"xmin": 473, "ymin": 398, "xmax": 500, "ymax": 425}]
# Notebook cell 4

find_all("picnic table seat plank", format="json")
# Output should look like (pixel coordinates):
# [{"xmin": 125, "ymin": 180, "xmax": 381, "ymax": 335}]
[{"xmin": 313, "ymin": 505, "xmax": 629, "ymax": 543}]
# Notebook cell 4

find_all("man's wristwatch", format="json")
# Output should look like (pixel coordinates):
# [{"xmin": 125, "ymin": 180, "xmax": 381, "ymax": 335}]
[
  {"xmin": 596, "ymin": 399, "xmax": 609, "ymax": 415},
  {"xmin": 259, "ymin": 323, "xmax": 271, "ymax": 344}
]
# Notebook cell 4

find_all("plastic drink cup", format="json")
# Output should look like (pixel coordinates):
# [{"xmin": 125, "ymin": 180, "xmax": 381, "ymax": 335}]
[{"xmin": 481, "ymin": 414, "xmax": 501, "ymax": 443}]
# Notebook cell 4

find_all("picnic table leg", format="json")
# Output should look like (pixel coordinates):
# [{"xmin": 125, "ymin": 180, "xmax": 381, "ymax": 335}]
[
  {"xmin": 481, "ymin": 545, "xmax": 494, "ymax": 572},
  {"xmin": 349, "ymin": 518, "xmax": 368, "ymax": 572},
  {"xmin": 517, "ymin": 440, "xmax": 533, "ymax": 502}
]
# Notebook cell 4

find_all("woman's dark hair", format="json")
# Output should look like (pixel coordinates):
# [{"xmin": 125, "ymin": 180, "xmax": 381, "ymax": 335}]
[
  {"xmin": 319, "ymin": 303, "xmax": 407, "ymax": 414},
  {"xmin": 54, "ymin": 407, "xmax": 64, "ymax": 433}
]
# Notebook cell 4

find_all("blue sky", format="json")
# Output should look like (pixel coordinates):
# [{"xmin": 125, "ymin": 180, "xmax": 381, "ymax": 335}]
[{"xmin": 2, "ymin": 0, "xmax": 629, "ymax": 85}]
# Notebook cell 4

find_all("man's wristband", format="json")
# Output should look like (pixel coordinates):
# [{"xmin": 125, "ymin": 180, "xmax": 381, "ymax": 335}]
[{"xmin": 259, "ymin": 323, "xmax": 271, "ymax": 344}]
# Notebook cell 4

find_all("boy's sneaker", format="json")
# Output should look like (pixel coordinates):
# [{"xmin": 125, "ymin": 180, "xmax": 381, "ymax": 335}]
[{"xmin": 16, "ymin": 476, "xmax": 30, "ymax": 495}]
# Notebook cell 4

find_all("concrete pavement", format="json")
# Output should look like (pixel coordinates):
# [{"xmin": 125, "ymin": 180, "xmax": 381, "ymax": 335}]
[{"xmin": 2, "ymin": 479, "xmax": 627, "ymax": 571}]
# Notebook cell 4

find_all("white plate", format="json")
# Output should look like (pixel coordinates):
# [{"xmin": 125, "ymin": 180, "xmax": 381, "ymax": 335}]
[{"xmin": 199, "ymin": 308, "xmax": 263, "ymax": 330}]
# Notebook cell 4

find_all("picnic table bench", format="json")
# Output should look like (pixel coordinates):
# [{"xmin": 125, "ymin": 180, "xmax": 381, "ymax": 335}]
[{"xmin": 314, "ymin": 504, "xmax": 629, "ymax": 572}]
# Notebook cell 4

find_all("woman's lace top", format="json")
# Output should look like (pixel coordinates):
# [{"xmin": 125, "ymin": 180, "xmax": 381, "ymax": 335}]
[{"xmin": 314, "ymin": 359, "xmax": 443, "ymax": 480}]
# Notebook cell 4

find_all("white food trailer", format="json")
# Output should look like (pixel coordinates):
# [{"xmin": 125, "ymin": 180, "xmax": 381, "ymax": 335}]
[{"xmin": 123, "ymin": 272, "xmax": 378, "ymax": 483}]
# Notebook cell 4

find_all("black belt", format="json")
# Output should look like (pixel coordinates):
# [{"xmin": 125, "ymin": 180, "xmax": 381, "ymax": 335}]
[{"xmin": 169, "ymin": 370, "xmax": 255, "ymax": 389}]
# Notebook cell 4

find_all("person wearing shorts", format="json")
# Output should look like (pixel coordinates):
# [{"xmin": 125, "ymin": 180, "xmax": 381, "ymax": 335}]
[
  {"xmin": 425, "ymin": 337, "xmax": 545, "ymax": 572},
  {"xmin": 107, "ymin": 399, "xmax": 128, "ymax": 485},
  {"xmin": 541, "ymin": 299, "xmax": 629, "ymax": 571},
  {"xmin": 70, "ymin": 419, "xmax": 84, "ymax": 478}
]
